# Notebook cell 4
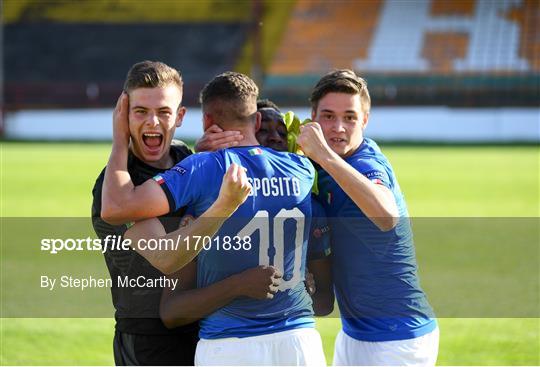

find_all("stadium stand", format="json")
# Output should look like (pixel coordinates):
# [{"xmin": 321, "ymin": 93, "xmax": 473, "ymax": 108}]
[
  {"xmin": 269, "ymin": 0, "xmax": 382, "ymax": 74},
  {"xmin": 356, "ymin": 0, "xmax": 530, "ymax": 73},
  {"xmin": 421, "ymin": 32, "xmax": 469, "ymax": 73},
  {"xmin": 2, "ymin": 0, "xmax": 252, "ymax": 23},
  {"xmin": 3, "ymin": 0, "xmax": 538, "ymax": 109},
  {"xmin": 3, "ymin": 0, "xmax": 251, "ymax": 109},
  {"xmin": 265, "ymin": 0, "xmax": 539, "ymax": 106},
  {"xmin": 505, "ymin": 0, "xmax": 540, "ymax": 71},
  {"xmin": 5, "ymin": 23, "xmax": 248, "ymax": 108},
  {"xmin": 430, "ymin": 0, "xmax": 476, "ymax": 16}
]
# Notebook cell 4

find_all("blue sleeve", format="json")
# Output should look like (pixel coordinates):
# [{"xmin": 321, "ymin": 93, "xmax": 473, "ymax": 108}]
[
  {"xmin": 350, "ymin": 158, "xmax": 392, "ymax": 189},
  {"xmin": 290, "ymin": 154, "xmax": 316, "ymax": 184},
  {"xmin": 307, "ymin": 198, "xmax": 331, "ymax": 261},
  {"xmin": 152, "ymin": 153, "xmax": 222, "ymax": 213}
]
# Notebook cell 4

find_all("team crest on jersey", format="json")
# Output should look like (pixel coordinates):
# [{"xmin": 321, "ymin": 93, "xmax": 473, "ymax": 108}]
[{"xmin": 248, "ymin": 147, "xmax": 263, "ymax": 156}]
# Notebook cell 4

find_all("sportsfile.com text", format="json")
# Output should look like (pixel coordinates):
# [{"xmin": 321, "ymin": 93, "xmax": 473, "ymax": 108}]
[{"xmin": 40, "ymin": 235, "xmax": 253, "ymax": 254}]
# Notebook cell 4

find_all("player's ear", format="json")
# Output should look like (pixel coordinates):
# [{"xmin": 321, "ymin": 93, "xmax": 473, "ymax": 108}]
[
  {"xmin": 176, "ymin": 106, "xmax": 187, "ymax": 128},
  {"xmin": 311, "ymin": 108, "xmax": 317, "ymax": 121},
  {"xmin": 203, "ymin": 112, "xmax": 213, "ymax": 131},
  {"xmin": 255, "ymin": 111, "xmax": 262, "ymax": 132},
  {"xmin": 361, "ymin": 112, "xmax": 369, "ymax": 130}
]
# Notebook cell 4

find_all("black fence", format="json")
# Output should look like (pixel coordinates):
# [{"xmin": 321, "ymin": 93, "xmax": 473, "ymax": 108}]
[{"xmin": 263, "ymin": 74, "xmax": 540, "ymax": 108}]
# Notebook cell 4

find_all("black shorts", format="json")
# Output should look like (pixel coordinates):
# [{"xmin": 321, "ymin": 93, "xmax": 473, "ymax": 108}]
[{"xmin": 113, "ymin": 330, "xmax": 199, "ymax": 366}]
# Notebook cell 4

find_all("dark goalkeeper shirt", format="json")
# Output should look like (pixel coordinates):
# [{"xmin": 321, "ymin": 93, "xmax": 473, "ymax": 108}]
[{"xmin": 91, "ymin": 141, "xmax": 197, "ymax": 335}]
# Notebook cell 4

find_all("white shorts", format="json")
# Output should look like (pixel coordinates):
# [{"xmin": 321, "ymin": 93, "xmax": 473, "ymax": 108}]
[
  {"xmin": 333, "ymin": 327, "xmax": 439, "ymax": 366},
  {"xmin": 195, "ymin": 328, "xmax": 327, "ymax": 366}
]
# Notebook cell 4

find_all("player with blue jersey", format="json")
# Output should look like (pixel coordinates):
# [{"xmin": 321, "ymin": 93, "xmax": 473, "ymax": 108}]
[
  {"xmin": 102, "ymin": 72, "xmax": 326, "ymax": 365},
  {"xmin": 254, "ymin": 98, "xmax": 334, "ymax": 315},
  {"xmin": 298, "ymin": 69, "xmax": 438, "ymax": 366},
  {"xmin": 156, "ymin": 145, "xmax": 316, "ymax": 338},
  {"xmin": 160, "ymin": 99, "xmax": 333, "ymax": 332}
]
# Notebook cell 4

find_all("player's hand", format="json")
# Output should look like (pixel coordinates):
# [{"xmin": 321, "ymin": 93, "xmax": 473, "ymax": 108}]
[
  {"xmin": 178, "ymin": 214, "xmax": 196, "ymax": 228},
  {"xmin": 297, "ymin": 122, "xmax": 332, "ymax": 164},
  {"xmin": 304, "ymin": 270, "xmax": 316, "ymax": 295},
  {"xmin": 214, "ymin": 163, "xmax": 252, "ymax": 216},
  {"xmin": 112, "ymin": 92, "xmax": 130, "ymax": 147},
  {"xmin": 236, "ymin": 265, "xmax": 283, "ymax": 300},
  {"xmin": 195, "ymin": 124, "xmax": 243, "ymax": 152}
]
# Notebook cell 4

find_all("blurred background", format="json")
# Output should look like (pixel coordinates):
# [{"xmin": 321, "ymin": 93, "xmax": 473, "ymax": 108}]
[
  {"xmin": 1, "ymin": 0, "xmax": 539, "ymax": 365},
  {"xmin": 3, "ymin": 0, "xmax": 539, "ymax": 142}
]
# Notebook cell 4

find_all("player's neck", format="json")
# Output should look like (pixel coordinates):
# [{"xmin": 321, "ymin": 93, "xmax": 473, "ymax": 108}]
[
  {"xmin": 131, "ymin": 147, "xmax": 174, "ymax": 170},
  {"xmin": 235, "ymin": 133, "xmax": 260, "ymax": 147},
  {"xmin": 146, "ymin": 155, "xmax": 174, "ymax": 169}
]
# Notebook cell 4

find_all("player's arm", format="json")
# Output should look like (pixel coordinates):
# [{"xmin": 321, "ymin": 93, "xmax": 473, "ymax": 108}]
[
  {"xmin": 195, "ymin": 124, "xmax": 244, "ymax": 152},
  {"xmin": 101, "ymin": 93, "xmax": 169, "ymax": 225},
  {"xmin": 124, "ymin": 163, "xmax": 253, "ymax": 274},
  {"xmin": 298, "ymin": 122, "xmax": 399, "ymax": 231},
  {"xmin": 160, "ymin": 262, "xmax": 282, "ymax": 328},
  {"xmin": 307, "ymin": 258, "xmax": 334, "ymax": 316}
]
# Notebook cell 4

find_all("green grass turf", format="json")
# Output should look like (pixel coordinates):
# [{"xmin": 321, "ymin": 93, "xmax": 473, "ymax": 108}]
[
  {"xmin": 2, "ymin": 143, "xmax": 538, "ymax": 217},
  {"xmin": 1, "ymin": 318, "xmax": 114, "ymax": 365},
  {"xmin": 1, "ymin": 142, "xmax": 539, "ymax": 365}
]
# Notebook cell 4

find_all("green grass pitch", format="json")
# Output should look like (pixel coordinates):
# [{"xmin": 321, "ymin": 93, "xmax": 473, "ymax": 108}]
[{"xmin": 1, "ymin": 142, "xmax": 539, "ymax": 365}]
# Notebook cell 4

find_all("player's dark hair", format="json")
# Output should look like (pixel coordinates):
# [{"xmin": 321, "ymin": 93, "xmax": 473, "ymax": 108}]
[
  {"xmin": 199, "ymin": 72, "xmax": 259, "ymax": 125},
  {"xmin": 257, "ymin": 99, "xmax": 280, "ymax": 112},
  {"xmin": 310, "ymin": 69, "xmax": 371, "ymax": 114},
  {"xmin": 124, "ymin": 61, "xmax": 183, "ymax": 94}
]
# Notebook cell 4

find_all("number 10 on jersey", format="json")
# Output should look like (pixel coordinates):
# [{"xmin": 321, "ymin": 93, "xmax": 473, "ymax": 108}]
[{"xmin": 237, "ymin": 208, "xmax": 305, "ymax": 291}]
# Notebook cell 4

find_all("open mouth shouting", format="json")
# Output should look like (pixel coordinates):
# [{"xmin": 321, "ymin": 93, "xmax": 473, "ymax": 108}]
[{"xmin": 141, "ymin": 132, "xmax": 164, "ymax": 155}]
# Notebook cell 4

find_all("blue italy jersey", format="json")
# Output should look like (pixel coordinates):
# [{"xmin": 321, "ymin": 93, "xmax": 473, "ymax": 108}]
[
  {"xmin": 317, "ymin": 138, "xmax": 436, "ymax": 342},
  {"xmin": 155, "ymin": 146, "xmax": 316, "ymax": 339}
]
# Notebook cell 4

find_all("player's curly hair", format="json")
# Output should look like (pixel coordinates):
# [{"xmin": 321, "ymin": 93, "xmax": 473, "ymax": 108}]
[
  {"xmin": 310, "ymin": 69, "xmax": 371, "ymax": 114},
  {"xmin": 123, "ymin": 61, "xmax": 183, "ymax": 94},
  {"xmin": 200, "ymin": 72, "xmax": 259, "ymax": 124}
]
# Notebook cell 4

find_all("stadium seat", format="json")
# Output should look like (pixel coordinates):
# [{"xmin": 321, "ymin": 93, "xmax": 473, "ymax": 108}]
[
  {"xmin": 269, "ymin": 0, "xmax": 382, "ymax": 74},
  {"xmin": 269, "ymin": 0, "xmax": 536, "ymax": 75}
]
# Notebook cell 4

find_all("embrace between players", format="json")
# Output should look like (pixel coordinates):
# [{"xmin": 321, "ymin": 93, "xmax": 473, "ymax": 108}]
[{"xmin": 92, "ymin": 61, "xmax": 438, "ymax": 366}]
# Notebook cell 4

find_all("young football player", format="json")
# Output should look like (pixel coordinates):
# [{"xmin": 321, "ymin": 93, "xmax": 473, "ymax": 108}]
[
  {"xmin": 298, "ymin": 69, "xmax": 438, "ymax": 366},
  {"xmin": 93, "ymin": 61, "xmax": 279, "ymax": 365}
]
